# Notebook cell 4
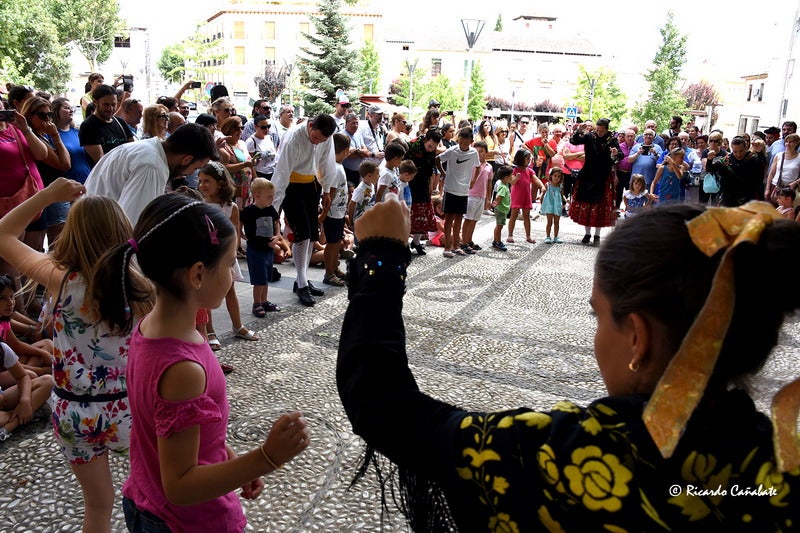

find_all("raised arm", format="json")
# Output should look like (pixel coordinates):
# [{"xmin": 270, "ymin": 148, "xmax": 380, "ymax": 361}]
[{"xmin": 0, "ymin": 179, "xmax": 82, "ymax": 292}]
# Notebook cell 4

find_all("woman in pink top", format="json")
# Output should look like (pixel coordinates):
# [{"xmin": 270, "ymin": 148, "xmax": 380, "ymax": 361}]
[
  {"xmin": 93, "ymin": 194, "xmax": 310, "ymax": 532},
  {"xmin": 0, "ymin": 100, "xmax": 48, "ymax": 276}
]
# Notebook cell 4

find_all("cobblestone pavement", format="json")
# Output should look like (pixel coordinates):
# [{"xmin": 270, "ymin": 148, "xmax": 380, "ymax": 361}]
[{"xmin": 2, "ymin": 212, "xmax": 799, "ymax": 532}]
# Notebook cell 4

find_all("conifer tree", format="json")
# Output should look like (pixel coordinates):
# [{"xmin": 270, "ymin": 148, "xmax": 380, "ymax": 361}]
[{"xmin": 298, "ymin": 0, "xmax": 359, "ymax": 115}]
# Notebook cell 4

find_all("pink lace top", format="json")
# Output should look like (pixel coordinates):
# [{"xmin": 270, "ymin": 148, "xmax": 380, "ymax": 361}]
[{"xmin": 122, "ymin": 321, "xmax": 245, "ymax": 533}]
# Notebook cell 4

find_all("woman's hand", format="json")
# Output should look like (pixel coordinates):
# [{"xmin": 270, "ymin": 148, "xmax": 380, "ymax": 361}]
[
  {"xmin": 45, "ymin": 178, "xmax": 86, "ymax": 203},
  {"xmin": 354, "ymin": 194, "xmax": 410, "ymax": 242},
  {"xmin": 262, "ymin": 411, "xmax": 309, "ymax": 467},
  {"xmin": 12, "ymin": 110, "xmax": 29, "ymax": 132}
]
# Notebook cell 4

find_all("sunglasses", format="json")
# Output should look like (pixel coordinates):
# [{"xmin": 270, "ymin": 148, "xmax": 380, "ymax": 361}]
[
  {"xmin": 258, "ymin": 124, "xmax": 270, "ymax": 130},
  {"xmin": 35, "ymin": 111, "xmax": 54, "ymax": 120},
  {"xmin": 221, "ymin": 108, "xmax": 234, "ymax": 114},
  {"xmin": 158, "ymin": 114, "xmax": 169, "ymax": 119}
]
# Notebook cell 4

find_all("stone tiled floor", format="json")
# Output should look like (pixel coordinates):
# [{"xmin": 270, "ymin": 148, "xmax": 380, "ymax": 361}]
[{"xmin": 2, "ymin": 212, "xmax": 799, "ymax": 532}]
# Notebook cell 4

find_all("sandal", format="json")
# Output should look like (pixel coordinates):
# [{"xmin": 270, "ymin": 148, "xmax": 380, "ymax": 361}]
[
  {"xmin": 263, "ymin": 301, "xmax": 281, "ymax": 312},
  {"xmin": 252, "ymin": 303, "xmax": 266, "ymax": 318},
  {"xmin": 207, "ymin": 332, "xmax": 222, "ymax": 351},
  {"xmin": 234, "ymin": 326, "xmax": 259, "ymax": 341}
]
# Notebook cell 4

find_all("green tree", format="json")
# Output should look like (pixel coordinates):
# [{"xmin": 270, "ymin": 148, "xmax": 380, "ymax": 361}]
[
  {"xmin": 158, "ymin": 43, "xmax": 186, "ymax": 84},
  {"xmin": 357, "ymin": 40, "xmax": 381, "ymax": 94},
  {"xmin": 424, "ymin": 74, "xmax": 462, "ymax": 116},
  {"xmin": 49, "ymin": 0, "xmax": 125, "ymax": 71},
  {"xmin": 495, "ymin": 14, "xmax": 503, "ymax": 32},
  {"xmin": 298, "ymin": 0, "xmax": 359, "ymax": 115},
  {"xmin": 572, "ymin": 66, "xmax": 628, "ymax": 125},
  {"xmin": 467, "ymin": 60, "xmax": 486, "ymax": 121},
  {"xmin": 0, "ymin": 0, "xmax": 71, "ymax": 93},
  {"xmin": 631, "ymin": 11, "xmax": 688, "ymax": 129},
  {"xmin": 388, "ymin": 67, "xmax": 426, "ymax": 109}
]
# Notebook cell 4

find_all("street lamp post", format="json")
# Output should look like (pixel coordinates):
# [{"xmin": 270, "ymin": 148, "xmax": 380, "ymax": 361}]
[
  {"xmin": 461, "ymin": 19, "xmax": 485, "ymax": 122},
  {"xmin": 585, "ymin": 73, "xmax": 600, "ymax": 121},
  {"xmin": 405, "ymin": 58, "xmax": 418, "ymax": 117},
  {"xmin": 510, "ymin": 78, "xmax": 524, "ymax": 124}
]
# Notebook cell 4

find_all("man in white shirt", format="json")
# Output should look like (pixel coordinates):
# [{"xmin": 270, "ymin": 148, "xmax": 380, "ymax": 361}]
[
  {"xmin": 275, "ymin": 105, "xmax": 295, "ymax": 140},
  {"xmin": 272, "ymin": 114, "xmax": 338, "ymax": 307},
  {"xmin": 84, "ymin": 123, "xmax": 217, "ymax": 225},
  {"xmin": 359, "ymin": 104, "xmax": 386, "ymax": 166}
]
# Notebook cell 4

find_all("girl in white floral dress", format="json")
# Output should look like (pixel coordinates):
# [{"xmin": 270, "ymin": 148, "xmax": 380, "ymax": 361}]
[{"xmin": 0, "ymin": 178, "xmax": 152, "ymax": 533}]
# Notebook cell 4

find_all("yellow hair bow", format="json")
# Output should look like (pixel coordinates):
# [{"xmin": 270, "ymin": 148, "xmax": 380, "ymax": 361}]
[{"xmin": 643, "ymin": 201, "xmax": 800, "ymax": 472}]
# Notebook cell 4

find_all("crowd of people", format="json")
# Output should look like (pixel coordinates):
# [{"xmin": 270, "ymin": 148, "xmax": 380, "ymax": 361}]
[{"xmin": 1, "ymin": 73, "xmax": 799, "ymax": 532}]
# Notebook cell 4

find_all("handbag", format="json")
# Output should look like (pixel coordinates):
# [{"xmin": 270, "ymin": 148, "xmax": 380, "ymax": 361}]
[
  {"xmin": 0, "ymin": 127, "xmax": 42, "ymax": 220},
  {"xmin": 702, "ymin": 172, "xmax": 719, "ymax": 194},
  {"xmin": 769, "ymin": 153, "xmax": 786, "ymax": 206}
]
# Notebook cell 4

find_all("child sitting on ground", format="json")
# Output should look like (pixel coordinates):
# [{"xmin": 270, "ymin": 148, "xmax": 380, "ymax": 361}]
[
  {"xmin": 240, "ymin": 178, "xmax": 282, "ymax": 315},
  {"xmin": 0, "ymin": 276, "xmax": 52, "ymax": 377},
  {"xmin": 0, "ymin": 341, "xmax": 53, "ymax": 441},
  {"xmin": 776, "ymin": 187, "xmax": 796, "ymax": 219}
]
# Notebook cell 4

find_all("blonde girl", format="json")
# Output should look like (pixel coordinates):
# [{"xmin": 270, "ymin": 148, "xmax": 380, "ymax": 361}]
[
  {"xmin": 0, "ymin": 178, "xmax": 153, "ymax": 532},
  {"xmin": 623, "ymin": 174, "xmax": 653, "ymax": 218},
  {"xmin": 540, "ymin": 167, "xmax": 567, "ymax": 243}
]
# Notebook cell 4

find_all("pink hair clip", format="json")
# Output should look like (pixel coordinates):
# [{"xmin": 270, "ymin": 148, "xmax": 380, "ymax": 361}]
[{"xmin": 204, "ymin": 214, "xmax": 219, "ymax": 245}]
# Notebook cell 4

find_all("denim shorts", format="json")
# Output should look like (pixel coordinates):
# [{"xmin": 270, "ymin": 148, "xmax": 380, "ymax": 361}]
[
  {"xmin": 246, "ymin": 247, "xmax": 274, "ymax": 286},
  {"xmin": 122, "ymin": 496, "xmax": 171, "ymax": 533},
  {"xmin": 42, "ymin": 201, "xmax": 70, "ymax": 228}
]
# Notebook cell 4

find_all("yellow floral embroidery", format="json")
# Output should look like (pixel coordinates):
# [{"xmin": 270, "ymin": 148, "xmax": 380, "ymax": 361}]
[
  {"xmin": 563, "ymin": 446, "xmax": 633, "ymax": 512},
  {"xmin": 755, "ymin": 462, "xmax": 789, "ymax": 507},
  {"xmin": 552, "ymin": 401, "xmax": 581, "ymax": 413},
  {"xmin": 488, "ymin": 513, "xmax": 519, "ymax": 533},
  {"xmin": 492, "ymin": 476, "xmax": 510, "ymax": 495},
  {"xmin": 538, "ymin": 444, "xmax": 560, "ymax": 486},
  {"xmin": 602, "ymin": 525, "xmax": 629, "ymax": 533},
  {"xmin": 669, "ymin": 452, "xmax": 732, "ymax": 520},
  {"xmin": 581, "ymin": 416, "xmax": 602, "ymax": 436},
  {"xmin": 460, "ymin": 415, "xmax": 474, "ymax": 429},
  {"xmin": 681, "ymin": 451, "xmax": 717, "ymax": 482},
  {"xmin": 463, "ymin": 448, "xmax": 501, "ymax": 467},
  {"xmin": 537, "ymin": 506, "xmax": 566, "ymax": 533},
  {"xmin": 515, "ymin": 411, "xmax": 552, "ymax": 428},
  {"xmin": 592, "ymin": 403, "xmax": 618, "ymax": 417}
]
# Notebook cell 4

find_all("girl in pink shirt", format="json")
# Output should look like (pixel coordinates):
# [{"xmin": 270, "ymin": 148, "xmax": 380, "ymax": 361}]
[{"xmin": 93, "ymin": 194, "xmax": 310, "ymax": 532}]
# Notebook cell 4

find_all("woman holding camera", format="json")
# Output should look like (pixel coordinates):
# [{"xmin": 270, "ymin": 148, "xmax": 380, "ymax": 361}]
[
  {"xmin": 245, "ymin": 114, "xmax": 277, "ymax": 180},
  {"xmin": 0, "ymin": 100, "xmax": 48, "ymax": 276},
  {"xmin": 19, "ymin": 97, "xmax": 71, "ymax": 245}
]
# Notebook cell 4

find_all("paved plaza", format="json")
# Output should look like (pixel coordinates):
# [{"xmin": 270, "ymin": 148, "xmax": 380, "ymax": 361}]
[{"xmin": 2, "ymin": 212, "xmax": 799, "ymax": 532}]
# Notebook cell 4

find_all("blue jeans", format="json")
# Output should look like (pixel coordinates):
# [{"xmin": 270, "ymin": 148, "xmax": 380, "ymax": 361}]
[{"xmin": 122, "ymin": 497, "xmax": 172, "ymax": 533}]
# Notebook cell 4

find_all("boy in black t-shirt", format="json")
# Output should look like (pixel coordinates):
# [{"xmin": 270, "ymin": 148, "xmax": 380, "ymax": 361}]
[{"xmin": 240, "ymin": 178, "xmax": 281, "ymax": 316}]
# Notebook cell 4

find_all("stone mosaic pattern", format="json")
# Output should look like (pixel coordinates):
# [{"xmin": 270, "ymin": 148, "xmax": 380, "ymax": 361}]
[{"xmin": 1, "ymin": 215, "xmax": 798, "ymax": 532}]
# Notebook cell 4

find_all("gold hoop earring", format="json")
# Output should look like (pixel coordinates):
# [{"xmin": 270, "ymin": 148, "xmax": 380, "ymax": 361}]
[{"xmin": 628, "ymin": 362, "xmax": 640, "ymax": 373}]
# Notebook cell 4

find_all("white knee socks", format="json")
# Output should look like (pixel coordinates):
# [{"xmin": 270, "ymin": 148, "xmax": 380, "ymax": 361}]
[{"xmin": 293, "ymin": 239, "xmax": 310, "ymax": 288}]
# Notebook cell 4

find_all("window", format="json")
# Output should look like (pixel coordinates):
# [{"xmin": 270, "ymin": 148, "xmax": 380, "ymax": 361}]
[
  {"xmin": 783, "ymin": 99, "xmax": 789, "ymax": 117},
  {"xmin": 114, "ymin": 35, "xmax": 131, "ymax": 48},
  {"xmin": 265, "ymin": 22, "xmax": 275, "ymax": 40},
  {"xmin": 264, "ymin": 47, "xmax": 276, "ymax": 63},
  {"xmin": 235, "ymin": 46, "xmax": 245, "ymax": 65},
  {"xmin": 363, "ymin": 24, "xmax": 374, "ymax": 42},
  {"xmin": 758, "ymin": 83, "xmax": 764, "ymax": 102},
  {"xmin": 299, "ymin": 22, "xmax": 310, "ymax": 35},
  {"xmin": 752, "ymin": 118, "xmax": 759, "ymax": 132},
  {"xmin": 431, "ymin": 58, "xmax": 442, "ymax": 77},
  {"xmin": 746, "ymin": 84, "xmax": 753, "ymax": 102},
  {"xmin": 738, "ymin": 116, "xmax": 748, "ymax": 133},
  {"xmin": 234, "ymin": 21, "xmax": 245, "ymax": 40}
]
